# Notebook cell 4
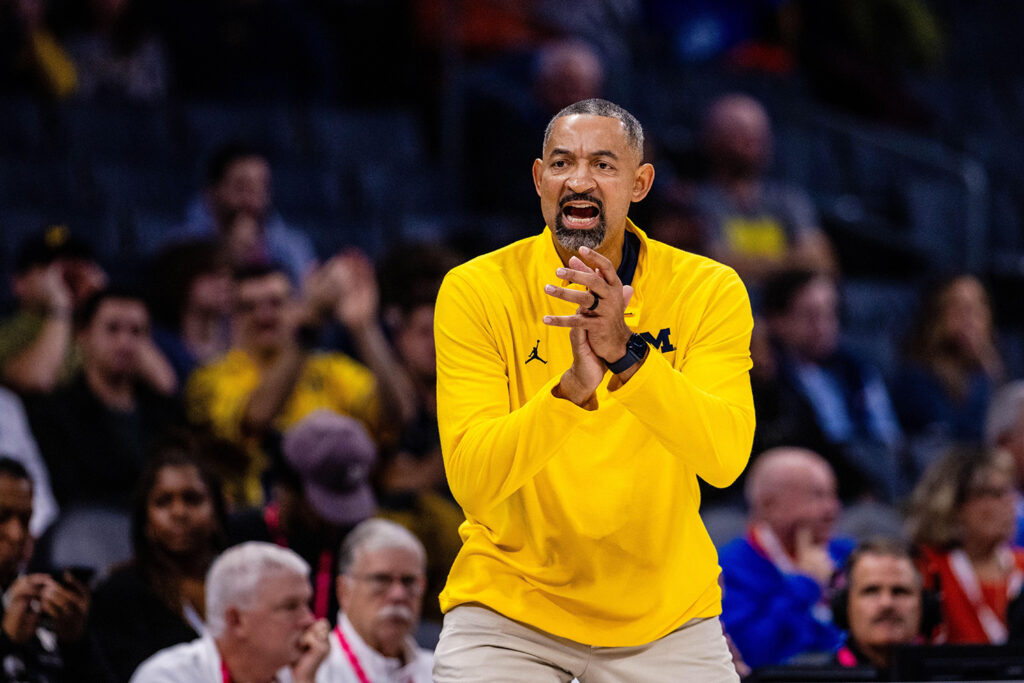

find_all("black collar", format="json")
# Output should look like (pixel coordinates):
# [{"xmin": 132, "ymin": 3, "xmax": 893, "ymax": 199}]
[{"xmin": 616, "ymin": 230, "xmax": 640, "ymax": 286}]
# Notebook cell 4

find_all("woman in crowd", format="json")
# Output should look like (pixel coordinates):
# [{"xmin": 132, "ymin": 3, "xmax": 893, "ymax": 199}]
[
  {"xmin": 907, "ymin": 445, "xmax": 1024, "ymax": 644},
  {"xmin": 893, "ymin": 274, "xmax": 1004, "ymax": 475},
  {"xmin": 88, "ymin": 435, "xmax": 226, "ymax": 681}
]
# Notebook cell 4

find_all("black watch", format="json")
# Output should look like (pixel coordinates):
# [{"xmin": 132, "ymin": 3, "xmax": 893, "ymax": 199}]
[{"xmin": 605, "ymin": 333, "xmax": 649, "ymax": 374}]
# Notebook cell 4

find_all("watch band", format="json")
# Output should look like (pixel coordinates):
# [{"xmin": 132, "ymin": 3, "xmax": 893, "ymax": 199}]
[{"xmin": 605, "ymin": 333, "xmax": 648, "ymax": 374}]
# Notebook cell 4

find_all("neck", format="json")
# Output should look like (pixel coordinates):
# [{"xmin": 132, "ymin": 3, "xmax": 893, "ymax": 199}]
[
  {"xmin": 962, "ymin": 536, "xmax": 1002, "ymax": 562},
  {"xmin": 551, "ymin": 225, "xmax": 625, "ymax": 270},
  {"xmin": 182, "ymin": 312, "xmax": 227, "ymax": 361},
  {"xmin": 218, "ymin": 639, "xmax": 278, "ymax": 683},
  {"xmin": 84, "ymin": 365, "xmax": 136, "ymax": 412}
]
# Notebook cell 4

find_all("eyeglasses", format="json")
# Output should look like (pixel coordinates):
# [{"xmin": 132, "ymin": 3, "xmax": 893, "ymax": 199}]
[{"xmin": 347, "ymin": 572, "xmax": 424, "ymax": 596}]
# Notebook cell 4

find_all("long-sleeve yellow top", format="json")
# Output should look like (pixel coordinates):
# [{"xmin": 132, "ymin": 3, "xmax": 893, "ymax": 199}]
[{"xmin": 435, "ymin": 221, "xmax": 755, "ymax": 646}]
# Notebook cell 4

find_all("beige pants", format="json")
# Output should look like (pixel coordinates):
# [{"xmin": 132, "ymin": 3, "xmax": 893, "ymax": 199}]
[{"xmin": 433, "ymin": 604, "xmax": 740, "ymax": 683}]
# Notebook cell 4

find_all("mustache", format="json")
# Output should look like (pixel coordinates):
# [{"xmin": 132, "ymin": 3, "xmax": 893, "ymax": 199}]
[
  {"xmin": 377, "ymin": 604, "xmax": 415, "ymax": 623},
  {"xmin": 872, "ymin": 609, "xmax": 907, "ymax": 625},
  {"xmin": 559, "ymin": 193, "xmax": 603, "ymax": 211}
]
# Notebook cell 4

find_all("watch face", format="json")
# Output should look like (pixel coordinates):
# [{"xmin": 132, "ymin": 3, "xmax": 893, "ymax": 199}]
[{"xmin": 627, "ymin": 333, "xmax": 648, "ymax": 355}]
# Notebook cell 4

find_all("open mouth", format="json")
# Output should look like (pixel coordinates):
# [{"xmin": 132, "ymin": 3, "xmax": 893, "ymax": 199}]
[{"xmin": 560, "ymin": 201, "xmax": 601, "ymax": 229}]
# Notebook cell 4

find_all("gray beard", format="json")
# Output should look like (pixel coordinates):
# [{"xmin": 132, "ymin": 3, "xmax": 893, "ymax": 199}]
[{"xmin": 554, "ymin": 213, "xmax": 606, "ymax": 252}]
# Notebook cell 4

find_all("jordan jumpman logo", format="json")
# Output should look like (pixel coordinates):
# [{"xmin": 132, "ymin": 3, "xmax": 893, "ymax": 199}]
[{"xmin": 525, "ymin": 339, "xmax": 547, "ymax": 364}]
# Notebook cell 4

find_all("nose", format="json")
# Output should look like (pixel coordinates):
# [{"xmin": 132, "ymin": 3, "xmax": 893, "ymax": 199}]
[
  {"xmin": 566, "ymin": 165, "xmax": 596, "ymax": 194},
  {"xmin": 298, "ymin": 602, "xmax": 315, "ymax": 628}
]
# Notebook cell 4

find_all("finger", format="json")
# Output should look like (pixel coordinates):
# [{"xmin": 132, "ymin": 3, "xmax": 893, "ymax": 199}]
[
  {"xmin": 543, "ymin": 314, "xmax": 590, "ymax": 328},
  {"xmin": 623, "ymin": 285, "xmax": 634, "ymax": 308},
  {"xmin": 794, "ymin": 525, "xmax": 812, "ymax": 551},
  {"xmin": 577, "ymin": 246, "xmax": 618, "ymax": 282},
  {"xmin": 544, "ymin": 284, "xmax": 595, "ymax": 307},
  {"xmin": 555, "ymin": 267, "xmax": 605, "ymax": 291},
  {"xmin": 567, "ymin": 255, "xmax": 595, "ymax": 274}
]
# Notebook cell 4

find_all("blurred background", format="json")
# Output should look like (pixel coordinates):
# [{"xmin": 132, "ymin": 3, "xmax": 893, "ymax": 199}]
[{"xmin": 3, "ymin": 0, "xmax": 1024, "ymax": 374}]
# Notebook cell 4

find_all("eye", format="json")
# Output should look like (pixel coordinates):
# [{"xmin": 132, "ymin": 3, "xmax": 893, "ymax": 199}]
[{"xmin": 551, "ymin": 159, "xmax": 567, "ymax": 168}]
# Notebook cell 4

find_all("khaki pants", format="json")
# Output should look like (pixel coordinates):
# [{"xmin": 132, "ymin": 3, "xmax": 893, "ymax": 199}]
[{"xmin": 433, "ymin": 604, "xmax": 740, "ymax": 682}]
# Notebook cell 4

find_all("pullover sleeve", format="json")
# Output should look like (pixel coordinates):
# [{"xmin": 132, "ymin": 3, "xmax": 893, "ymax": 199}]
[
  {"xmin": 435, "ymin": 270, "xmax": 584, "ymax": 517},
  {"xmin": 611, "ymin": 268, "xmax": 755, "ymax": 487}
]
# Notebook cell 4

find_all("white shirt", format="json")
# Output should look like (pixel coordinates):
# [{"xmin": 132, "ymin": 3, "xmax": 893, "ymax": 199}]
[
  {"xmin": 0, "ymin": 386, "xmax": 59, "ymax": 536},
  {"xmin": 316, "ymin": 613, "xmax": 433, "ymax": 683},
  {"xmin": 130, "ymin": 634, "xmax": 292, "ymax": 683}
]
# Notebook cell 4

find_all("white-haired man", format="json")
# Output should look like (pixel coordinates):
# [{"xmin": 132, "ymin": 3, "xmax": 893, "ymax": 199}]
[
  {"xmin": 130, "ymin": 542, "xmax": 330, "ymax": 683},
  {"xmin": 318, "ymin": 519, "xmax": 432, "ymax": 683},
  {"xmin": 985, "ymin": 380, "xmax": 1024, "ymax": 547}
]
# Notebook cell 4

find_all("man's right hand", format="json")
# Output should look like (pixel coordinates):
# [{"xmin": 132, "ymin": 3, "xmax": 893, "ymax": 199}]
[
  {"xmin": 792, "ymin": 526, "xmax": 835, "ymax": 587},
  {"xmin": 2, "ymin": 575, "xmax": 48, "ymax": 644}
]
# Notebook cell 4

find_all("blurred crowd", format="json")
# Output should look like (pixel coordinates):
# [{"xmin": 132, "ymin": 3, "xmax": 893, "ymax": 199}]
[{"xmin": 3, "ymin": 0, "xmax": 1024, "ymax": 681}]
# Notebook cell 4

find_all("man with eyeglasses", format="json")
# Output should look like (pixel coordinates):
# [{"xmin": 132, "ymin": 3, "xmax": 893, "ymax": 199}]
[{"xmin": 318, "ymin": 518, "xmax": 433, "ymax": 683}]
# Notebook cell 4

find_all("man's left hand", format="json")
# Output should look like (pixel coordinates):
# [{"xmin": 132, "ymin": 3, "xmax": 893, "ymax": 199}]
[{"xmin": 542, "ymin": 246, "xmax": 633, "ymax": 363}]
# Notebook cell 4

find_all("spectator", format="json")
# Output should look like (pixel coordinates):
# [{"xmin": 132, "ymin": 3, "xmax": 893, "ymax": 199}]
[
  {"xmin": 129, "ymin": 541, "xmax": 330, "ymax": 682},
  {"xmin": 693, "ymin": 93, "xmax": 835, "ymax": 289},
  {"xmin": 0, "ymin": 0, "xmax": 77, "ymax": 99},
  {"xmin": 719, "ymin": 447, "xmax": 853, "ymax": 669},
  {"xmin": 146, "ymin": 239, "xmax": 232, "ymax": 389},
  {"xmin": 0, "ymin": 386, "xmax": 58, "ymax": 537},
  {"xmin": 754, "ymin": 268, "xmax": 904, "ymax": 501},
  {"xmin": 89, "ymin": 436, "xmax": 227, "ymax": 681},
  {"xmin": 376, "ymin": 244, "xmax": 464, "ymax": 621},
  {"xmin": 0, "ymin": 457, "xmax": 97, "ymax": 681},
  {"xmin": 228, "ymin": 410, "xmax": 378, "ymax": 625},
  {"xmin": 0, "ymin": 225, "xmax": 106, "ymax": 394},
  {"xmin": 320, "ymin": 518, "xmax": 433, "ymax": 682},
  {"xmin": 24, "ymin": 286, "xmax": 182, "ymax": 512},
  {"xmin": 907, "ymin": 445, "xmax": 1024, "ymax": 644},
  {"xmin": 186, "ymin": 260, "xmax": 413, "ymax": 506},
  {"xmin": 831, "ymin": 539, "xmax": 936, "ymax": 675},
  {"xmin": 985, "ymin": 380, "xmax": 1024, "ymax": 547},
  {"xmin": 463, "ymin": 39, "xmax": 607, "ymax": 226},
  {"xmin": 172, "ymin": 143, "xmax": 315, "ymax": 286},
  {"xmin": 893, "ymin": 274, "xmax": 1004, "ymax": 476},
  {"xmin": 63, "ymin": 0, "xmax": 169, "ymax": 103}
]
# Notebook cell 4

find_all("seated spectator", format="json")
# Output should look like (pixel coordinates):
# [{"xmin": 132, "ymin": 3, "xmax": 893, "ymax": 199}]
[
  {"xmin": 129, "ymin": 542, "xmax": 330, "ymax": 682},
  {"xmin": 0, "ymin": 457, "xmax": 97, "ymax": 681},
  {"xmin": 720, "ymin": 447, "xmax": 854, "ymax": 669},
  {"xmin": 0, "ymin": 225, "xmax": 106, "ymax": 394},
  {"xmin": 89, "ymin": 436, "xmax": 227, "ymax": 681},
  {"xmin": 693, "ymin": 94, "xmax": 835, "ymax": 290},
  {"xmin": 754, "ymin": 268, "xmax": 905, "ymax": 501},
  {"xmin": 24, "ymin": 286, "xmax": 182, "ymax": 512},
  {"xmin": 376, "ymin": 244, "xmax": 463, "ymax": 621},
  {"xmin": 147, "ymin": 239, "xmax": 232, "ymax": 389},
  {"xmin": 63, "ymin": 0, "xmax": 168, "ymax": 103},
  {"xmin": 171, "ymin": 143, "xmax": 316, "ymax": 286},
  {"xmin": 985, "ymin": 381, "xmax": 1024, "ymax": 547},
  {"xmin": 0, "ymin": 0, "xmax": 76, "ymax": 99},
  {"xmin": 0, "ymin": 386, "xmax": 58, "ymax": 536},
  {"xmin": 186, "ymin": 261, "xmax": 412, "ymax": 506},
  {"xmin": 831, "ymin": 539, "xmax": 937, "ymax": 675},
  {"xmin": 893, "ymin": 274, "xmax": 1004, "ymax": 476},
  {"xmin": 322, "ymin": 518, "xmax": 433, "ymax": 682},
  {"xmin": 228, "ymin": 410, "xmax": 378, "ymax": 624},
  {"xmin": 907, "ymin": 445, "xmax": 1024, "ymax": 644}
]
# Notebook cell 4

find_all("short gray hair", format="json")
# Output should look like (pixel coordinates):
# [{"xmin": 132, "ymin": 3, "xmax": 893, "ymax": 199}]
[
  {"xmin": 542, "ymin": 98, "xmax": 644, "ymax": 159},
  {"xmin": 985, "ymin": 380, "xmax": 1024, "ymax": 446},
  {"xmin": 338, "ymin": 518, "xmax": 426, "ymax": 575},
  {"xmin": 206, "ymin": 542, "xmax": 310, "ymax": 638}
]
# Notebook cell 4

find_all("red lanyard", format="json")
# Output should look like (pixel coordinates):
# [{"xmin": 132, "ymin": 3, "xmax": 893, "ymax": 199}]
[
  {"xmin": 221, "ymin": 661, "xmax": 233, "ymax": 683},
  {"xmin": 264, "ymin": 503, "xmax": 333, "ymax": 619},
  {"xmin": 334, "ymin": 625, "xmax": 373, "ymax": 683}
]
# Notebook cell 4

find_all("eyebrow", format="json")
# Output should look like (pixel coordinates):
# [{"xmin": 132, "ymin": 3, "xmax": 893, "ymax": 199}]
[{"xmin": 548, "ymin": 148, "xmax": 620, "ymax": 160}]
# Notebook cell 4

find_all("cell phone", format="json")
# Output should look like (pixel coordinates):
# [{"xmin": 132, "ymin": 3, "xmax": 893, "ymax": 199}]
[{"xmin": 50, "ymin": 566, "xmax": 96, "ymax": 588}]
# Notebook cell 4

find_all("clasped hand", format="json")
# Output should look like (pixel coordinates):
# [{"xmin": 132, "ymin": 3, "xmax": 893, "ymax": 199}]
[{"xmin": 543, "ymin": 246, "xmax": 634, "ymax": 406}]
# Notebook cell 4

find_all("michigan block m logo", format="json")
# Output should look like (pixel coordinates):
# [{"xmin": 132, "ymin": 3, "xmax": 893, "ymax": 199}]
[{"xmin": 640, "ymin": 328, "xmax": 675, "ymax": 353}]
